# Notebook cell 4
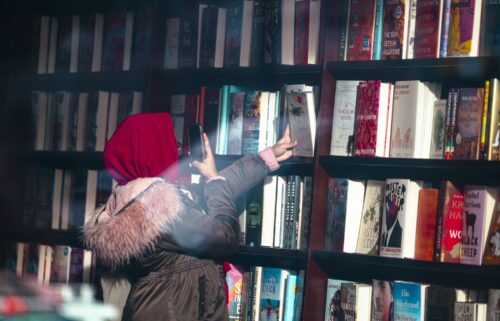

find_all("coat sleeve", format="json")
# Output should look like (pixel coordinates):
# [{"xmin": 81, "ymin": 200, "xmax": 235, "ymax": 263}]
[{"xmin": 157, "ymin": 154, "xmax": 273, "ymax": 257}]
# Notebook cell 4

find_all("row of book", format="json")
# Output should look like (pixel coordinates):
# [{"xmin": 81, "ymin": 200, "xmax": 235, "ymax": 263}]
[
  {"xmin": 170, "ymin": 84, "xmax": 317, "ymax": 157},
  {"xmin": 164, "ymin": 0, "xmax": 321, "ymax": 69},
  {"xmin": 324, "ymin": 278, "xmax": 500, "ymax": 321},
  {"xmin": 240, "ymin": 175, "xmax": 312, "ymax": 250},
  {"xmin": 330, "ymin": 79, "xmax": 500, "ymax": 160},
  {"xmin": 33, "ymin": 8, "xmax": 152, "ymax": 74},
  {"xmin": 23, "ymin": 167, "xmax": 114, "ymax": 231},
  {"xmin": 226, "ymin": 264, "xmax": 304, "ymax": 321},
  {"xmin": 6, "ymin": 242, "xmax": 94, "ymax": 286},
  {"xmin": 32, "ymin": 90, "xmax": 143, "ymax": 152},
  {"xmin": 337, "ymin": 0, "xmax": 500, "ymax": 61},
  {"xmin": 325, "ymin": 178, "xmax": 500, "ymax": 266}
]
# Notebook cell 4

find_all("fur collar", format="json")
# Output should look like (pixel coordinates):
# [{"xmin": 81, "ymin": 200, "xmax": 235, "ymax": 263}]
[{"xmin": 83, "ymin": 177, "xmax": 183, "ymax": 269}]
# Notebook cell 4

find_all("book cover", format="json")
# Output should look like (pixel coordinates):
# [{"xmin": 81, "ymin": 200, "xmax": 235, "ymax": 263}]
[
  {"xmin": 430, "ymin": 99, "xmax": 447, "ymax": 159},
  {"xmin": 406, "ymin": 0, "xmax": 417, "ymax": 58},
  {"xmin": 245, "ymin": 183, "xmax": 264, "ymax": 246},
  {"xmin": 324, "ymin": 279, "xmax": 344, "ymax": 321},
  {"xmin": 454, "ymin": 303, "xmax": 487, "ymax": 321},
  {"xmin": 181, "ymin": 94, "xmax": 200, "ymax": 155},
  {"xmin": 461, "ymin": 186, "xmax": 497, "ymax": 265},
  {"xmin": 33, "ymin": 16, "xmax": 50, "ymax": 74},
  {"xmin": 170, "ymin": 94, "xmax": 186, "ymax": 152},
  {"xmin": 283, "ymin": 273, "xmax": 298, "ymax": 321},
  {"xmin": 69, "ymin": 169, "xmax": 87, "ymax": 230},
  {"xmin": 264, "ymin": 0, "xmax": 281, "ymax": 64},
  {"xmin": 486, "ymin": 79, "xmax": 500, "ymax": 161},
  {"xmin": 381, "ymin": 0, "xmax": 409, "ymax": 60},
  {"xmin": 371, "ymin": 280, "xmax": 394, "ymax": 321},
  {"xmin": 487, "ymin": 289, "xmax": 500, "ymax": 321},
  {"xmin": 425, "ymin": 285, "xmax": 456, "ymax": 321},
  {"xmin": 483, "ymin": 195, "xmax": 500, "ymax": 264},
  {"xmin": 287, "ymin": 92, "xmax": 315, "ymax": 157},
  {"xmin": 414, "ymin": 188, "xmax": 439, "ymax": 261},
  {"xmin": 259, "ymin": 268, "xmax": 283, "ymax": 321},
  {"xmin": 393, "ymin": 282, "xmax": 426, "ymax": 321},
  {"xmin": 454, "ymin": 88, "xmax": 484, "ymax": 160},
  {"xmin": 102, "ymin": 11, "xmax": 127, "ymax": 71},
  {"xmin": 330, "ymin": 80, "xmax": 360, "ymax": 156},
  {"xmin": 242, "ymin": 91, "xmax": 262, "ymax": 155},
  {"xmin": 78, "ymin": 14, "xmax": 96, "ymax": 72},
  {"xmin": 346, "ymin": 0, "xmax": 376, "ymax": 61},
  {"xmin": 132, "ymin": 7, "xmax": 153, "ymax": 70},
  {"xmin": 164, "ymin": 17, "xmax": 180, "ymax": 69},
  {"xmin": 199, "ymin": 6, "xmax": 219, "ymax": 68},
  {"xmin": 227, "ymin": 92, "xmax": 245, "ymax": 155},
  {"xmin": 226, "ymin": 264, "xmax": 245, "ymax": 320},
  {"xmin": 298, "ymin": 176, "xmax": 313, "ymax": 250},
  {"xmin": 35, "ymin": 167, "xmax": 55, "ymax": 229},
  {"xmin": 480, "ymin": 0, "xmax": 500, "ymax": 56},
  {"xmin": 55, "ymin": 15, "xmax": 73, "ymax": 73},
  {"xmin": 447, "ymin": 0, "xmax": 482, "ymax": 57},
  {"xmin": 436, "ymin": 181, "xmax": 464, "ymax": 263},
  {"xmin": 224, "ymin": 2, "xmax": 243, "ymax": 68},
  {"xmin": 294, "ymin": 0, "xmax": 310, "ymax": 65},
  {"xmin": 414, "ymin": 0, "xmax": 442, "ymax": 58},
  {"xmin": 178, "ymin": 0, "xmax": 198, "ymax": 68},
  {"xmin": 250, "ymin": 0, "xmax": 266, "ymax": 66},
  {"xmin": 69, "ymin": 247, "xmax": 84, "ymax": 283},
  {"xmin": 51, "ymin": 245, "xmax": 71, "ymax": 283},
  {"xmin": 356, "ymin": 180, "xmax": 385, "ymax": 255}
]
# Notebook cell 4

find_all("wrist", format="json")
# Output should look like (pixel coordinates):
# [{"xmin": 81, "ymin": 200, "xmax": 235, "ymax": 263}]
[{"xmin": 258, "ymin": 147, "xmax": 280, "ymax": 171}]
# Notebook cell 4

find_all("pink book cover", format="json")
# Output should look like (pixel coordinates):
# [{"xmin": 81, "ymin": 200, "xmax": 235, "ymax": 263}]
[
  {"xmin": 354, "ymin": 81, "xmax": 381, "ymax": 157},
  {"xmin": 381, "ymin": 0, "xmax": 408, "ymax": 60},
  {"xmin": 294, "ymin": 0, "xmax": 310, "ymax": 65},
  {"xmin": 226, "ymin": 264, "xmax": 245, "ymax": 320},
  {"xmin": 414, "ymin": 0, "xmax": 441, "ymax": 58},
  {"xmin": 447, "ymin": 0, "xmax": 478, "ymax": 56},
  {"xmin": 346, "ymin": 0, "xmax": 376, "ymax": 61}
]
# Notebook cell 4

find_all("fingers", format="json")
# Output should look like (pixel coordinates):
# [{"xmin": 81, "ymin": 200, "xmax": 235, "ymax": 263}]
[
  {"xmin": 191, "ymin": 160, "xmax": 202, "ymax": 170},
  {"xmin": 203, "ymin": 133, "xmax": 214, "ymax": 158},
  {"xmin": 278, "ymin": 125, "xmax": 292, "ymax": 144}
]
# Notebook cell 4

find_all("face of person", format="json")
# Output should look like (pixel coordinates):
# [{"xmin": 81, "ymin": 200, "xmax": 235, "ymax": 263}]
[{"xmin": 373, "ymin": 281, "xmax": 392, "ymax": 321}]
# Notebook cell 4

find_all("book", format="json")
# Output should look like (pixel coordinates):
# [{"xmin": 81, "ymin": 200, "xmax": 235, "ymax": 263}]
[
  {"xmin": 446, "ymin": 0, "xmax": 482, "ymax": 57},
  {"xmin": 78, "ymin": 14, "xmax": 96, "ymax": 72},
  {"xmin": 164, "ymin": 17, "xmax": 180, "ymax": 69},
  {"xmin": 454, "ymin": 303, "xmax": 487, "ymax": 321},
  {"xmin": 414, "ymin": 0, "xmax": 443, "ymax": 58},
  {"xmin": 425, "ymin": 286, "xmax": 456, "ymax": 321},
  {"xmin": 483, "ymin": 194, "xmax": 500, "ymax": 264},
  {"xmin": 226, "ymin": 264, "xmax": 246, "ymax": 320},
  {"xmin": 250, "ymin": 0, "xmax": 266, "ymax": 66},
  {"xmin": 227, "ymin": 92, "xmax": 245, "ymax": 155},
  {"xmin": 379, "ymin": 179, "xmax": 421, "ymax": 258},
  {"xmin": 460, "ymin": 185, "xmax": 497, "ymax": 265},
  {"xmin": 454, "ymin": 88, "xmax": 484, "ymax": 160},
  {"xmin": 22, "ymin": 166, "xmax": 38, "ymax": 228},
  {"xmin": 245, "ymin": 183, "xmax": 264, "ymax": 246},
  {"xmin": 330, "ymin": 80, "xmax": 360, "ymax": 156},
  {"xmin": 259, "ymin": 268, "xmax": 285, "ymax": 321},
  {"xmin": 480, "ymin": 0, "xmax": 500, "ymax": 56},
  {"xmin": 34, "ymin": 16, "xmax": 50, "ymax": 74},
  {"xmin": 324, "ymin": 178, "xmax": 365, "ymax": 252},
  {"xmin": 381, "ymin": 0, "xmax": 410, "ymax": 60},
  {"xmin": 293, "ymin": 0, "xmax": 310, "ymax": 65},
  {"xmin": 54, "ymin": 15, "xmax": 73, "ymax": 73},
  {"xmin": 487, "ymin": 289, "xmax": 500, "ymax": 321},
  {"xmin": 414, "ymin": 188, "xmax": 439, "ymax": 261},
  {"xmin": 406, "ymin": 0, "xmax": 417, "ymax": 58},
  {"xmin": 430, "ymin": 99, "xmax": 447, "ymax": 159},
  {"xmin": 346, "ymin": 0, "xmax": 376, "ymax": 61},
  {"xmin": 50, "ymin": 245, "xmax": 71, "ymax": 283},
  {"xmin": 356, "ymin": 180, "xmax": 385, "ymax": 255},
  {"xmin": 32, "ymin": 91, "xmax": 49, "ymax": 150},
  {"xmin": 485, "ymin": 79, "xmax": 500, "ymax": 160},
  {"xmin": 264, "ymin": 0, "xmax": 282, "ymax": 64},
  {"xmin": 286, "ymin": 91, "xmax": 316, "ymax": 157},
  {"xmin": 324, "ymin": 279, "xmax": 343, "ymax": 321},
  {"xmin": 371, "ymin": 280, "xmax": 394, "ymax": 321},
  {"xmin": 393, "ymin": 282, "xmax": 427, "ymax": 321},
  {"xmin": 131, "ymin": 7, "xmax": 152, "ymax": 70},
  {"xmin": 224, "ymin": 2, "xmax": 243, "ymax": 68},
  {"xmin": 35, "ymin": 167, "xmax": 55, "ymax": 229},
  {"xmin": 242, "ymin": 91, "xmax": 264, "ymax": 155},
  {"xmin": 340, "ymin": 282, "xmax": 372, "ymax": 321}
]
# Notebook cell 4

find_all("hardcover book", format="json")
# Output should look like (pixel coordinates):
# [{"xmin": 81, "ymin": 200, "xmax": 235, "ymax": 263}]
[
  {"xmin": 483, "ymin": 195, "xmax": 500, "ymax": 264},
  {"xmin": 286, "ymin": 91, "xmax": 316, "ymax": 157},
  {"xmin": 330, "ymin": 80, "xmax": 360, "ymax": 156},
  {"xmin": 224, "ymin": 3, "xmax": 243, "ymax": 68},
  {"xmin": 178, "ymin": 0, "xmax": 199, "ymax": 69},
  {"xmin": 480, "ymin": 0, "xmax": 500, "ymax": 56},
  {"xmin": 446, "ymin": 0, "xmax": 482, "ymax": 57},
  {"xmin": 227, "ymin": 92, "xmax": 245, "ymax": 155},
  {"xmin": 324, "ymin": 279, "xmax": 343, "ymax": 321},
  {"xmin": 356, "ymin": 180, "xmax": 385, "ymax": 255},
  {"xmin": 55, "ymin": 15, "xmax": 73, "ymax": 73},
  {"xmin": 454, "ymin": 303, "xmax": 487, "ymax": 321},
  {"xmin": 346, "ymin": 0, "xmax": 376, "ymax": 61},
  {"xmin": 454, "ymin": 88, "xmax": 484, "ymax": 160},
  {"xmin": 259, "ymin": 268, "xmax": 284, "ymax": 321},
  {"xmin": 264, "ymin": 0, "xmax": 281, "ymax": 64},
  {"xmin": 381, "ymin": 0, "xmax": 409, "ymax": 60},
  {"xmin": 293, "ymin": 0, "xmax": 310, "ymax": 65},
  {"xmin": 250, "ymin": 0, "xmax": 266, "ymax": 66},
  {"xmin": 414, "ymin": 0, "xmax": 443, "ymax": 58},
  {"xmin": 371, "ymin": 280, "xmax": 394, "ymax": 321},
  {"xmin": 131, "ymin": 7, "xmax": 153, "ymax": 70},
  {"xmin": 425, "ymin": 286, "xmax": 456, "ymax": 321},
  {"xmin": 430, "ymin": 99, "xmax": 447, "ymax": 159},
  {"xmin": 414, "ymin": 188, "xmax": 439, "ymax": 261},
  {"xmin": 393, "ymin": 281, "xmax": 427, "ymax": 321},
  {"xmin": 487, "ymin": 289, "xmax": 500, "ymax": 321}
]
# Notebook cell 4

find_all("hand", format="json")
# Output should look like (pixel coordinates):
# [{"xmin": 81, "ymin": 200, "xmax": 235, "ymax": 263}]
[
  {"xmin": 271, "ymin": 125, "xmax": 297, "ymax": 162},
  {"xmin": 191, "ymin": 133, "xmax": 218, "ymax": 180}
]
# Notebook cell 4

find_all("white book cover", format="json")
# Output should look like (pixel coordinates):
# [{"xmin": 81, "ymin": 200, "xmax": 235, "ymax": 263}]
[
  {"xmin": 405, "ymin": 0, "xmax": 417, "ymax": 59},
  {"xmin": 37, "ymin": 16, "xmax": 50, "ymax": 74},
  {"xmin": 75, "ymin": 92, "xmax": 89, "ymax": 151},
  {"xmin": 170, "ymin": 94, "xmax": 186, "ymax": 151},
  {"xmin": 258, "ymin": 91, "xmax": 271, "ymax": 151},
  {"xmin": 454, "ymin": 303, "xmax": 487, "ymax": 321},
  {"xmin": 287, "ymin": 91, "xmax": 316, "ymax": 157},
  {"xmin": 429, "ymin": 99, "xmax": 447, "ymax": 159},
  {"xmin": 281, "ymin": 0, "xmax": 295, "ymax": 65},
  {"xmin": 91, "ymin": 13, "xmax": 104, "ymax": 72},
  {"xmin": 261, "ymin": 176, "xmax": 278, "ymax": 247},
  {"xmin": 122, "ymin": 12, "xmax": 134, "ymax": 71},
  {"xmin": 214, "ymin": 8, "xmax": 227, "ymax": 68},
  {"xmin": 308, "ymin": 0, "xmax": 321, "ymax": 64},
  {"xmin": 419, "ymin": 82, "xmax": 441, "ymax": 158},
  {"xmin": 379, "ymin": 179, "xmax": 421, "ymax": 258},
  {"xmin": 356, "ymin": 180, "xmax": 385, "ymax": 255},
  {"xmin": 274, "ymin": 176, "xmax": 287, "ymax": 248},
  {"xmin": 389, "ymin": 80, "xmax": 426, "ymax": 158},
  {"xmin": 401, "ymin": 180, "xmax": 424, "ymax": 259},
  {"xmin": 330, "ymin": 80, "xmax": 360, "ymax": 156},
  {"xmin": 69, "ymin": 15, "xmax": 80, "ymax": 73},
  {"xmin": 384, "ymin": 83, "xmax": 394, "ymax": 157},
  {"xmin": 239, "ymin": 0, "xmax": 254, "ymax": 66},
  {"xmin": 164, "ymin": 18, "xmax": 180, "ymax": 69},
  {"xmin": 342, "ymin": 180, "xmax": 366, "ymax": 253}
]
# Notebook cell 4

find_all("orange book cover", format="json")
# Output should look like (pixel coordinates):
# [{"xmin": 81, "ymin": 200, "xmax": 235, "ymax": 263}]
[{"xmin": 414, "ymin": 188, "xmax": 439, "ymax": 261}]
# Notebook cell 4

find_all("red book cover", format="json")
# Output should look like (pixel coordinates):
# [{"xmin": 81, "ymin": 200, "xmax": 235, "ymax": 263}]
[
  {"xmin": 294, "ymin": 0, "xmax": 310, "ymax": 65},
  {"xmin": 346, "ymin": 0, "xmax": 376, "ymax": 61},
  {"xmin": 413, "ymin": 0, "xmax": 441, "ymax": 58},
  {"xmin": 436, "ymin": 181, "xmax": 464, "ymax": 263},
  {"xmin": 381, "ymin": 0, "xmax": 408, "ymax": 60},
  {"xmin": 414, "ymin": 188, "xmax": 439, "ymax": 261},
  {"xmin": 354, "ymin": 81, "xmax": 381, "ymax": 157}
]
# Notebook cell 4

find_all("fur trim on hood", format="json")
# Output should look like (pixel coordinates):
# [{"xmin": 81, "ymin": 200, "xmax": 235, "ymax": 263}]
[{"xmin": 83, "ymin": 177, "xmax": 183, "ymax": 269}]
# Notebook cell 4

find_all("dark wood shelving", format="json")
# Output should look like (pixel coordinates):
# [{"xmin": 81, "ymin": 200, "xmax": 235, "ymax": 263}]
[
  {"xmin": 327, "ymin": 57, "xmax": 500, "ymax": 84},
  {"xmin": 11, "ymin": 71, "xmax": 149, "ymax": 92},
  {"xmin": 0, "ymin": 228, "xmax": 84, "ymax": 248},
  {"xmin": 155, "ymin": 64, "xmax": 322, "ymax": 91},
  {"xmin": 214, "ymin": 155, "xmax": 314, "ymax": 176},
  {"xmin": 319, "ymin": 155, "xmax": 500, "ymax": 185},
  {"xmin": 312, "ymin": 251, "xmax": 500, "ymax": 289},
  {"xmin": 229, "ymin": 246, "xmax": 307, "ymax": 270},
  {"xmin": 6, "ymin": 0, "xmax": 153, "ymax": 14}
]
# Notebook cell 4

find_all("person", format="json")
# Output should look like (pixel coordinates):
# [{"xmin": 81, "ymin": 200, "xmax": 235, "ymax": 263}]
[
  {"xmin": 83, "ymin": 112, "xmax": 297, "ymax": 321},
  {"xmin": 328, "ymin": 289, "xmax": 344, "ymax": 321},
  {"xmin": 372, "ymin": 280, "xmax": 393, "ymax": 321}
]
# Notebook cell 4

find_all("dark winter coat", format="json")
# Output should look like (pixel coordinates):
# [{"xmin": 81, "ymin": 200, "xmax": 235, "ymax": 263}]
[{"xmin": 84, "ymin": 154, "xmax": 271, "ymax": 321}]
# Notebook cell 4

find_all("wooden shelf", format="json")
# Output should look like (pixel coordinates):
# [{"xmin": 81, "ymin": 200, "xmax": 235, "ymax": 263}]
[
  {"xmin": 12, "ymin": 71, "xmax": 149, "ymax": 91},
  {"xmin": 312, "ymin": 251, "xmax": 500, "ymax": 289},
  {"xmin": 319, "ymin": 155, "xmax": 500, "ymax": 185},
  {"xmin": 213, "ymin": 155, "xmax": 314, "ymax": 176},
  {"xmin": 229, "ymin": 246, "xmax": 307, "ymax": 270},
  {"xmin": 326, "ymin": 57, "xmax": 500, "ymax": 84},
  {"xmin": 6, "ymin": 0, "xmax": 152, "ymax": 14},
  {"xmin": 155, "ymin": 64, "xmax": 322, "ymax": 91},
  {"xmin": 0, "ymin": 228, "xmax": 84, "ymax": 248}
]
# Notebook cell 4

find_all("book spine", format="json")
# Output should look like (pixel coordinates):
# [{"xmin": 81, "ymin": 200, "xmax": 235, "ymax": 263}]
[
  {"xmin": 439, "ymin": 0, "xmax": 452, "ymax": 57},
  {"xmin": 372, "ymin": 0, "xmax": 384, "ymax": 60},
  {"xmin": 338, "ymin": 0, "xmax": 350, "ymax": 61},
  {"xmin": 480, "ymin": 80, "xmax": 490, "ymax": 160}
]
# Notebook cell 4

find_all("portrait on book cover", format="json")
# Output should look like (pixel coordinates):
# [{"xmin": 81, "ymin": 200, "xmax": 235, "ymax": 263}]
[{"xmin": 380, "ymin": 182, "xmax": 406, "ymax": 248}]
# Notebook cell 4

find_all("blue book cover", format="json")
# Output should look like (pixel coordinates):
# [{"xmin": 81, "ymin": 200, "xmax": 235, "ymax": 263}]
[
  {"xmin": 283, "ymin": 274, "xmax": 297, "ymax": 321},
  {"xmin": 324, "ymin": 178, "xmax": 349, "ymax": 251},
  {"xmin": 260, "ymin": 268, "xmax": 283, "ymax": 321},
  {"xmin": 393, "ymin": 281, "xmax": 425, "ymax": 321}
]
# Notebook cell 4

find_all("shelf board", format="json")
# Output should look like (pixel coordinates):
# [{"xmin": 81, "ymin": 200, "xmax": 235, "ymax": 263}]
[
  {"xmin": 326, "ymin": 57, "xmax": 500, "ymax": 83},
  {"xmin": 12, "ymin": 71, "xmax": 149, "ymax": 91},
  {"xmin": 155, "ymin": 64, "xmax": 322, "ymax": 90},
  {"xmin": 228, "ymin": 246, "xmax": 307, "ymax": 270},
  {"xmin": 312, "ymin": 251, "xmax": 500, "ymax": 289},
  {"xmin": 319, "ymin": 155, "xmax": 500, "ymax": 185},
  {"xmin": 213, "ymin": 155, "xmax": 314, "ymax": 176},
  {"xmin": 0, "ymin": 228, "xmax": 84, "ymax": 248},
  {"xmin": 7, "ymin": 0, "xmax": 152, "ymax": 14}
]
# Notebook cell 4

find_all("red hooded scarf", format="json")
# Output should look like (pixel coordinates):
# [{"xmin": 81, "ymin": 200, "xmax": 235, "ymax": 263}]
[{"xmin": 104, "ymin": 112, "xmax": 179, "ymax": 185}]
